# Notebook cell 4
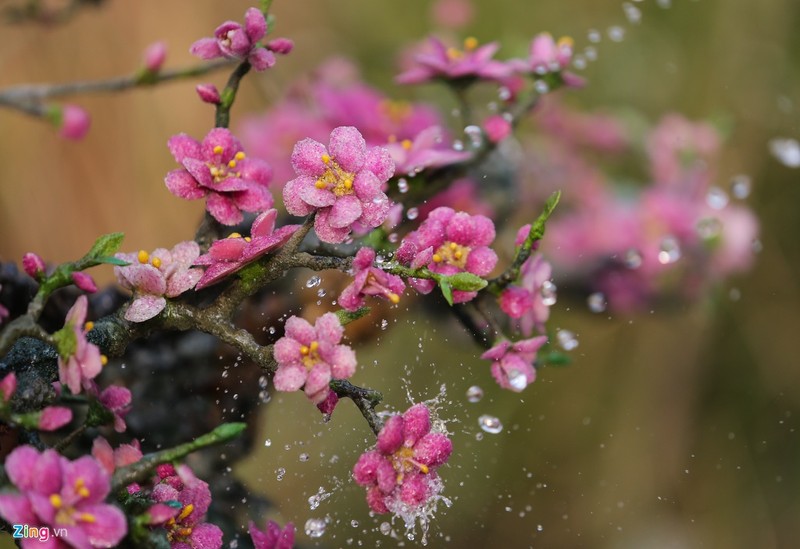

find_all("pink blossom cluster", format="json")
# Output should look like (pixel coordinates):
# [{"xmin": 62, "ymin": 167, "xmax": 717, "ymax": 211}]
[
  {"xmin": 339, "ymin": 247, "xmax": 406, "ymax": 311},
  {"xmin": 353, "ymin": 403, "xmax": 452, "ymax": 514},
  {"xmin": 397, "ymin": 207, "xmax": 498, "ymax": 303},
  {"xmin": 481, "ymin": 336, "xmax": 548, "ymax": 392}
]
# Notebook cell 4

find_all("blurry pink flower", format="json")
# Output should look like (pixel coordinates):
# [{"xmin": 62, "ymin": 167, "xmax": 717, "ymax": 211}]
[
  {"xmin": 353, "ymin": 403, "xmax": 452, "ymax": 514},
  {"xmin": 143, "ymin": 41, "xmax": 167, "ymax": 72},
  {"xmin": 273, "ymin": 313, "xmax": 357, "ymax": 404},
  {"xmin": 196, "ymin": 83, "xmax": 221, "ymax": 104},
  {"xmin": 283, "ymin": 126, "xmax": 394, "ymax": 243},
  {"xmin": 266, "ymin": 38, "xmax": 294, "ymax": 55},
  {"xmin": 72, "ymin": 271, "xmax": 97, "ymax": 293},
  {"xmin": 99, "ymin": 385, "xmax": 132, "ymax": 433},
  {"xmin": 483, "ymin": 114, "xmax": 512, "ymax": 143},
  {"xmin": 193, "ymin": 209, "xmax": 301, "ymax": 289},
  {"xmin": 190, "ymin": 7, "xmax": 275, "ymax": 71},
  {"xmin": 56, "ymin": 295, "xmax": 104, "ymax": 395},
  {"xmin": 59, "ymin": 104, "xmax": 91, "ymax": 140},
  {"xmin": 0, "ymin": 446, "xmax": 127, "ymax": 548},
  {"xmin": 417, "ymin": 178, "xmax": 494, "ymax": 220},
  {"xmin": 0, "ymin": 372, "xmax": 16, "ymax": 403},
  {"xmin": 152, "ymin": 465, "xmax": 222, "ymax": 549},
  {"xmin": 386, "ymin": 126, "xmax": 470, "ymax": 175},
  {"xmin": 339, "ymin": 247, "xmax": 405, "ymax": 311},
  {"xmin": 165, "ymin": 128, "xmax": 274, "ymax": 225},
  {"xmin": 114, "ymin": 241, "xmax": 203, "ymax": 322},
  {"xmin": 396, "ymin": 207, "xmax": 497, "ymax": 303},
  {"xmin": 646, "ymin": 114, "xmax": 720, "ymax": 190},
  {"xmin": 92, "ymin": 437, "xmax": 142, "ymax": 475},
  {"xmin": 38, "ymin": 406, "xmax": 72, "ymax": 431},
  {"xmin": 396, "ymin": 36, "xmax": 512, "ymax": 85},
  {"xmin": 22, "ymin": 252, "xmax": 46, "ymax": 280},
  {"xmin": 249, "ymin": 519, "xmax": 295, "ymax": 549},
  {"xmin": 481, "ymin": 336, "xmax": 548, "ymax": 392},
  {"xmin": 431, "ymin": 0, "xmax": 474, "ymax": 29},
  {"xmin": 511, "ymin": 33, "xmax": 584, "ymax": 87}
]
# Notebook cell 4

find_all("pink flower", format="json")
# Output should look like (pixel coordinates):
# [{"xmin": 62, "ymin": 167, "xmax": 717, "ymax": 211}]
[
  {"xmin": 273, "ymin": 313, "xmax": 357, "ymax": 404},
  {"xmin": 483, "ymin": 114, "xmax": 511, "ymax": 143},
  {"xmin": 386, "ymin": 126, "xmax": 470, "ymax": 176},
  {"xmin": 91, "ymin": 437, "xmax": 142, "ymax": 475},
  {"xmin": 55, "ymin": 296, "xmax": 104, "ymax": 395},
  {"xmin": 190, "ymin": 7, "xmax": 276, "ymax": 71},
  {"xmin": 396, "ymin": 36, "xmax": 512, "ymax": 85},
  {"xmin": 22, "ymin": 252, "xmax": 46, "ymax": 280},
  {"xmin": 196, "ymin": 83, "xmax": 221, "ymax": 104},
  {"xmin": 143, "ymin": 41, "xmax": 167, "ymax": 72},
  {"xmin": 266, "ymin": 38, "xmax": 294, "ymax": 55},
  {"xmin": 98, "ymin": 385, "xmax": 132, "ymax": 432},
  {"xmin": 38, "ymin": 406, "xmax": 73, "ymax": 431},
  {"xmin": 249, "ymin": 519, "xmax": 295, "ymax": 549},
  {"xmin": 339, "ymin": 247, "xmax": 406, "ymax": 311},
  {"xmin": 353, "ymin": 403, "xmax": 452, "ymax": 514},
  {"xmin": 417, "ymin": 178, "xmax": 494, "ymax": 220},
  {"xmin": 481, "ymin": 336, "xmax": 548, "ymax": 392},
  {"xmin": 0, "ymin": 446, "xmax": 127, "ymax": 548},
  {"xmin": 114, "ymin": 241, "xmax": 203, "ymax": 322},
  {"xmin": 646, "ymin": 114, "xmax": 720, "ymax": 189},
  {"xmin": 193, "ymin": 209, "xmax": 301, "ymax": 289},
  {"xmin": 151, "ymin": 465, "xmax": 223, "ymax": 549},
  {"xmin": 59, "ymin": 104, "xmax": 91, "ymax": 140},
  {"xmin": 283, "ymin": 126, "xmax": 394, "ymax": 243},
  {"xmin": 165, "ymin": 128, "xmax": 274, "ymax": 225},
  {"xmin": 396, "ymin": 207, "xmax": 497, "ymax": 303},
  {"xmin": 510, "ymin": 33, "xmax": 584, "ymax": 87},
  {"xmin": 72, "ymin": 271, "xmax": 97, "ymax": 293},
  {"xmin": 0, "ymin": 372, "xmax": 17, "ymax": 403},
  {"xmin": 431, "ymin": 0, "xmax": 474, "ymax": 29}
]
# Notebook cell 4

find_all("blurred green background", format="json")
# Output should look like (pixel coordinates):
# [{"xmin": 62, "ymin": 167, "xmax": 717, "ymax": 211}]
[{"xmin": 1, "ymin": 0, "xmax": 799, "ymax": 547}]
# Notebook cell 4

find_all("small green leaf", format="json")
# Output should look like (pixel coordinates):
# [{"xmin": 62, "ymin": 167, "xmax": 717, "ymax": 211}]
[
  {"xmin": 86, "ymin": 397, "xmax": 114, "ymax": 427},
  {"xmin": 84, "ymin": 233, "xmax": 125, "ymax": 261},
  {"xmin": 335, "ymin": 307, "xmax": 371, "ymax": 326},
  {"xmin": 94, "ymin": 256, "xmax": 130, "ymax": 267},
  {"xmin": 445, "ymin": 272, "xmax": 488, "ymax": 292},
  {"xmin": 52, "ymin": 325, "xmax": 77, "ymax": 360},
  {"xmin": 210, "ymin": 422, "xmax": 247, "ymax": 439},
  {"xmin": 439, "ymin": 279, "xmax": 454, "ymax": 306},
  {"xmin": 540, "ymin": 351, "xmax": 571, "ymax": 367}
]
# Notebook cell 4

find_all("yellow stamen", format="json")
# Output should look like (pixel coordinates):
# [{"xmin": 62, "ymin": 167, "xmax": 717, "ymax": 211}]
[
  {"xmin": 401, "ymin": 139, "xmax": 412, "ymax": 150},
  {"xmin": 309, "ymin": 340, "xmax": 319, "ymax": 352},
  {"xmin": 178, "ymin": 504, "xmax": 194, "ymax": 521},
  {"xmin": 228, "ymin": 160, "xmax": 237, "ymax": 169},
  {"xmin": 418, "ymin": 463, "xmax": 429, "ymax": 474},
  {"xmin": 321, "ymin": 153, "xmax": 331, "ymax": 164},
  {"xmin": 235, "ymin": 151, "xmax": 246, "ymax": 161},
  {"xmin": 179, "ymin": 527, "xmax": 193, "ymax": 537},
  {"xmin": 300, "ymin": 345, "xmax": 310, "ymax": 356},
  {"xmin": 558, "ymin": 36, "xmax": 574, "ymax": 49},
  {"xmin": 166, "ymin": 518, "xmax": 176, "ymax": 527},
  {"xmin": 454, "ymin": 250, "xmax": 463, "ymax": 260},
  {"xmin": 209, "ymin": 166, "xmax": 220, "ymax": 177},
  {"xmin": 315, "ymin": 180, "xmax": 327, "ymax": 189},
  {"xmin": 151, "ymin": 257, "xmax": 162, "ymax": 269},
  {"xmin": 50, "ymin": 494, "xmax": 62, "ymax": 508},
  {"xmin": 244, "ymin": 236, "xmax": 251, "ymax": 242},
  {"xmin": 449, "ymin": 242, "xmax": 458, "ymax": 250},
  {"xmin": 137, "ymin": 250, "xmax": 149, "ymax": 264},
  {"xmin": 344, "ymin": 179, "xmax": 353, "ymax": 190},
  {"xmin": 84, "ymin": 321, "xmax": 94, "ymax": 332},
  {"xmin": 79, "ymin": 512, "xmax": 96, "ymax": 523},
  {"xmin": 388, "ymin": 293, "xmax": 400, "ymax": 304},
  {"xmin": 100, "ymin": 355, "xmax": 108, "ymax": 366},
  {"xmin": 387, "ymin": 135, "xmax": 397, "ymax": 144},
  {"xmin": 432, "ymin": 254, "xmax": 443, "ymax": 263},
  {"xmin": 213, "ymin": 145, "xmax": 224, "ymax": 155},
  {"xmin": 464, "ymin": 36, "xmax": 479, "ymax": 51},
  {"xmin": 228, "ymin": 232, "xmax": 242, "ymax": 239},
  {"xmin": 446, "ymin": 47, "xmax": 462, "ymax": 60}
]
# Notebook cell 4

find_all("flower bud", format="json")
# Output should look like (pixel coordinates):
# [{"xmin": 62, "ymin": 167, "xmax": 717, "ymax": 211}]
[
  {"xmin": 22, "ymin": 252, "xmax": 46, "ymax": 280},
  {"xmin": 0, "ymin": 372, "xmax": 17, "ymax": 403},
  {"xmin": 195, "ymin": 83, "xmax": 221, "ymax": 105},
  {"xmin": 143, "ymin": 41, "xmax": 167, "ymax": 72},
  {"xmin": 483, "ymin": 114, "xmax": 512, "ymax": 143},
  {"xmin": 72, "ymin": 272, "xmax": 98, "ymax": 293},
  {"xmin": 58, "ymin": 105, "xmax": 91, "ymax": 140},
  {"xmin": 266, "ymin": 37, "xmax": 294, "ymax": 55}
]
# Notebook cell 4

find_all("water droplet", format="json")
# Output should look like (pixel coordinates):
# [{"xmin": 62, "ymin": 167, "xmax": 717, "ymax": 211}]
[
  {"xmin": 587, "ymin": 29, "xmax": 602, "ymax": 43},
  {"xmin": 537, "ymin": 524, "xmax": 544, "ymax": 532},
  {"xmin": 587, "ymin": 292, "xmax": 607, "ymax": 313},
  {"xmin": 584, "ymin": 46, "xmax": 598, "ymax": 61},
  {"xmin": 752, "ymin": 239, "xmax": 763, "ymax": 253},
  {"xmin": 350, "ymin": 520, "xmax": 359, "ymax": 528},
  {"xmin": 607, "ymin": 26, "xmax": 625, "ymax": 42},
  {"xmin": 658, "ymin": 236, "xmax": 681, "ymax": 264},
  {"xmin": 317, "ymin": 288, "xmax": 327, "ymax": 298},
  {"xmin": 306, "ymin": 276, "xmax": 321, "ymax": 288},
  {"xmin": 479, "ymin": 414, "xmax": 504, "ymax": 434},
  {"xmin": 258, "ymin": 390, "xmax": 271, "ymax": 403},
  {"xmin": 624, "ymin": 248, "xmax": 642, "ymax": 269},
  {"xmin": 696, "ymin": 217, "xmax": 722, "ymax": 240},
  {"xmin": 498, "ymin": 87, "xmax": 512, "ymax": 101},
  {"xmin": 304, "ymin": 518, "xmax": 327, "ymax": 538},
  {"xmin": 264, "ymin": 438, "xmax": 272, "ymax": 447},
  {"xmin": 769, "ymin": 138, "xmax": 800, "ymax": 167},
  {"xmin": 452, "ymin": 139, "xmax": 465, "ymax": 151},
  {"xmin": 730, "ymin": 174, "xmax": 751, "ymax": 199},
  {"xmin": 508, "ymin": 370, "xmax": 528, "ymax": 391},
  {"xmin": 466, "ymin": 385, "xmax": 484, "ymax": 403},
  {"xmin": 275, "ymin": 467, "xmax": 286, "ymax": 481},
  {"xmin": 407, "ymin": 207, "xmax": 419, "ymax": 220},
  {"xmin": 706, "ymin": 186, "xmax": 729, "ymax": 210},
  {"xmin": 380, "ymin": 319, "xmax": 389, "ymax": 330},
  {"xmin": 573, "ymin": 55, "xmax": 587, "ymax": 70},
  {"xmin": 299, "ymin": 453, "xmax": 310, "ymax": 462},
  {"xmin": 398, "ymin": 178, "xmax": 409, "ymax": 193},
  {"xmin": 388, "ymin": 232, "xmax": 399, "ymax": 243},
  {"xmin": 557, "ymin": 329, "xmax": 579, "ymax": 351},
  {"xmin": 379, "ymin": 522, "xmax": 392, "ymax": 535},
  {"xmin": 622, "ymin": 2, "xmax": 642, "ymax": 24},
  {"xmin": 534, "ymin": 80, "xmax": 550, "ymax": 94},
  {"xmin": 258, "ymin": 375, "xmax": 268, "ymax": 389},
  {"xmin": 464, "ymin": 125, "xmax": 483, "ymax": 148},
  {"xmin": 540, "ymin": 280, "xmax": 557, "ymax": 306},
  {"xmin": 657, "ymin": 0, "xmax": 672, "ymax": 8}
]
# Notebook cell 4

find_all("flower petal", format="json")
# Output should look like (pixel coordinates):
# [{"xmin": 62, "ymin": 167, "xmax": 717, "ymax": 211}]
[
  {"xmin": 206, "ymin": 192, "xmax": 244, "ymax": 226},
  {"xmin": 273, "ymin": 363, "xmax": 307, "ymax": 392},
  {"xmin": 329, "ymin": 126, "xmax": 366, "ymax": 173},
  {"xmin": 327, "ymin": 195, "xmax": 362, "ymax": 228},
  {"xmin": 124, "ymin": 295, "xmax": 167, "ymax": 322}
]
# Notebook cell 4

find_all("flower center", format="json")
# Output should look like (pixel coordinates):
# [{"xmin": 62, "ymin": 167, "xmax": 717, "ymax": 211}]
[
  {"xmin": 366, "ymin": 273, "xmax": 401, "ymax": 304},
  {"xmin": 391, "ymin": 446, "xmax": 429, "ymax": 484},
  {"xmin": 299, "ymin": 340, "xmax": 321, "ymax": 369},
  {"xmin": 314, "ymin": 154, "xmax": 355, "ymax": 197},
  {"xmin": 208, "ymin": 146, "xmax": 245, "ymax": 184},
  {"xmin": 166, "ymin": 503, "xmax": 195, "ymax": 543},
  {"xmin": 49, "ymin": 479, "xmax": 96, "ymax": 526},
  {"xmin": 379, "ymin": 100, "xmax": 413, "ymax": 124},
  {"xmin": 446, "ymin": 36, "xmax": 479, "ymax": 60},
  {"xmin": 432, "ymin": 241, "xmax": 471, "ymax": 269}
]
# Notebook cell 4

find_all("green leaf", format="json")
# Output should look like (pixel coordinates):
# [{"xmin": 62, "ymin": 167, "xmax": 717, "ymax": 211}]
[
  {"xmin": 439, "ymin": 279, "xmax": 454, "ymax": 306},
  {"xmin": 84, "ymin": 233, "xmax": 125, "ymax": 262},
  {"xmin": 445, "ymin": 272, "xmax": 488, "ymax": 292},
  {"xmin": 94, "ymin": 256, "xmax": 130, "ymax": 267},
  {"xmin": 540, "ymin": 351, "xmax": 571, "ymax": 367},
  {"xmin": 335, "ymin": 307, "xmax": 371, "ymax": 326},
  {"xmin": 52, "ymin": 325, "xmax": 77, "ymax": 360}
]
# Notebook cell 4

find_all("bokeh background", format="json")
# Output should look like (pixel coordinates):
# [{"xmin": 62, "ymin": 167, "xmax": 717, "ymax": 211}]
[{"xmin": 1, "ymin": 0, "xmax": 799, "ymax": 547}]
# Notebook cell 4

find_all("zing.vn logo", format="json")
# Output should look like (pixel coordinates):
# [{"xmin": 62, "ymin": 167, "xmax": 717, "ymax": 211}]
[{"xmin": 12, "ymin": 524, "xmax": 68, "ymax": 542}]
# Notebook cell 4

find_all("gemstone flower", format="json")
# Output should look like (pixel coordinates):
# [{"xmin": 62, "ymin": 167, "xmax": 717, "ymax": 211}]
[
  {"xmin": 0, "ymin": 446, "xmax": 127, "ymax": 548},
  {"xmin": 396, "ymin": 207, "xmax": 497, "ymax": 303},
  {"xmin": 193, "ymin": 209, "xmax": 301, "ymax": 289},
  {"xmin": 353, "ymin": 403, "xmax": 452, "ymax": 514},
  {"xmin": 273, "ymin": 313, "xmax": 357, "ymax": 404},
  {"xmin": 165, "ymin": 128, "xmax": 274, "ymax": 225},
  {"xmin": 151, "ymin": 465, "xmax": 223, "ymax": 549},
  {"xmin": 385, "ymin": 125, "xmax": 470, "ymax": 176},
  {"xmin": 55, "ymin": 295, "xmax": 104, "ymax": 395},
  {"xmin": 396, "ymin": 36, "xmax": 512, "ymax": 85},
  {"xmin": 481, "ymin": 336, "xmax": 548, "ymax": 392},
  {"xmin": 283, "ymin": 126, "xmax": 394, "ymax": 243},
  {"xmin": 114, "ymin": 241, "xmax": 203, "ymax": 322},
  {"xmin": 249, "ymin": 519, "xmax": 295, "ymax": 549},
  {"xmin": 190, "ymin": 7, "xmax": 276, "ymax": 71},
  {"xmin": 339, "ymin": 247, "xmax": 406, "ymax": 311}
]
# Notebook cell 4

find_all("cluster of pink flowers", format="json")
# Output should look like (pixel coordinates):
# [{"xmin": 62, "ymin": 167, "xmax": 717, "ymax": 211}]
[
  {"xmin": 283, "ymin": 126, "xmax": 394, "ymax": 243},
  {"xmin": 396, "ymin": 207, "xmax": 498, "ymax": 303},
  {"xmin": 353, "ymin": 403, "xmax": 452, "ymax": 514},
  {"xmin": 0, "ymin": 446, "xmax": 127, "ymax": 548},
  {"xmin": 481, "ymin": 336, "xmax": 548, "ymax": 392},
  {"xmin": 339, "ymin": 247, "xmax": 406, "ymax": 311},
  {"xmin": 114, "ymin": 241, "xmax": 203, "ymax": 322},
  {"xmin": 273, "ymin": 313, "xmax": 357, "ymax": 405}
]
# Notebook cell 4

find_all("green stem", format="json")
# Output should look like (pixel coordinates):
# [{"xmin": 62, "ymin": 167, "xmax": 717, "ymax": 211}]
[{"xmin": 215, "ymin": 60, "xmax": 252, "ymax": 128}]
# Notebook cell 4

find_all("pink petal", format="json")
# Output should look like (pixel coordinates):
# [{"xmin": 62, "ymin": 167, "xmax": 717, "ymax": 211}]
[
  {"xmin": 80, "ymin": 503, "xmax": 128, "ymax": 547},
  {"xmin": 298, "ymin": 179, "xmax": 336, "ymax": 208},
  {"xmin": 414, "ymin": 432, "xmax": 453, "ymax": 466},
  {"xmin": 353, "ymin": 450, "xmax": 382, "ymax": 485},
  {"xmin": 167, "ymin": 133, "xmax": 202, "ymax": 164},
  {"xmin": 165, "ymin": 269, "xmax": 202, "ymax": 297},
  {"xmin": 274, "ymin": 336, "xmax": 303, "ymax": 365},
  {"xmin": 273, "ymin": 363, "xmax": 307, "ymax": 392},
  {"xmin": 364, "ymin": 146, "xmax": 395, "ymax": 182},
  {"xmin": 327, "ymin": 195, "xmax": 362, "ymax": 228},
  {"xmin": 377, "ymin": 415, "xmax": 404, "ymax": 454},
  {"xmin": 357, "ymin": 193, "xmax": 391, "ymax": 228},
  {"xmin": 402, "ymin": 404, "xmax": 430, "ymax": 445},
  {"xmin": 314, "ymin": 209, "xmax": 351, "ymax": 244},
  {"xmin": 249, "ymin": 48, "xmax": 276, "ymax": 71},
  {"xmin": 329, "ymin": 126, "xmax": 366, "ymax": 173},
  {"xmin": 120, "ymin": 264, "xmax": 166, "ymax": 295},
  {"xmin": 465, "ymin": 246, "xmax": 498, "ymax": 277},
  {"xmin": 375, "ymin": 459, "xmax": 397, "ymax": 494},
  {"xmin": 284, "ymin": 316, "xmax": 316, "ymax": 344},
  {"xmin": 399, "ymin": 474, "xmax": 429, "ymax": 506},
  {"xmin": 314, "ymin": 312, "xmax": 344, "ymax": 345},
  {"xmin": 39, "ymin": 406, "xmax": 72, "ymax": 431},
  {"xmin": 0, "ymin": 494, "xmax": 36, "ymax": 526},
  {"xmin": 283, "ymin": 178, "xmax": 316, "ymax": 216},
  {"xmin": 251, "ymin": 208, "xmax": 278, "ymax": 237},
  {"xmin": 63, "ymin": 455, "xmax": 110, "ymax": 503},
  {"xmin": 190, "ymin": 523, "xmax": 224, "ymax": 549},
  {"xmin": 353, "ymin": 170, "xmax": 381, "ymax": 201},
  {"xmin": 291, "ymin": 138, "xmax": 328, "ymax": 177},
  {"xmin": 304, "ymin": 363, "xmax": 332, "ymax": 402},
  {"xmin": 5, "ymin": 446, "xmax": 44, "ymax": 490},
  {"xmin": 244, "ymin": 7, "xmax": 267, "ymax": 42},
  {"xmin": 329, "ymin": 345, "xmax": 356, "ymax": 379},
  {"xmin": 124, "ymin": 295, "xmax": 167, "ymax": 322},
  {"xmin": 232, "ymin": 183, "xmax": 274, "ymax": 213},
  {"xmin": 239, "ymin": 157, "xmax": 273, "ymax": 186},
  {"xmin": 201, "ymin": 128, "xmax": 242, "ymax": 161},
  {"xmin": 195, "ymin": 262, "xmax": 241, "ymax": 290},
  {"xmin": 206, "ymin": 192, "xmax": 244, "ymax": 226},
  {"xmin": 206, "ymin": 238, "xmax": 247, "ymax": 262},
  {"xmin": 189, "ymin": 38, "xmax": 222, "ymax": 60}
]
